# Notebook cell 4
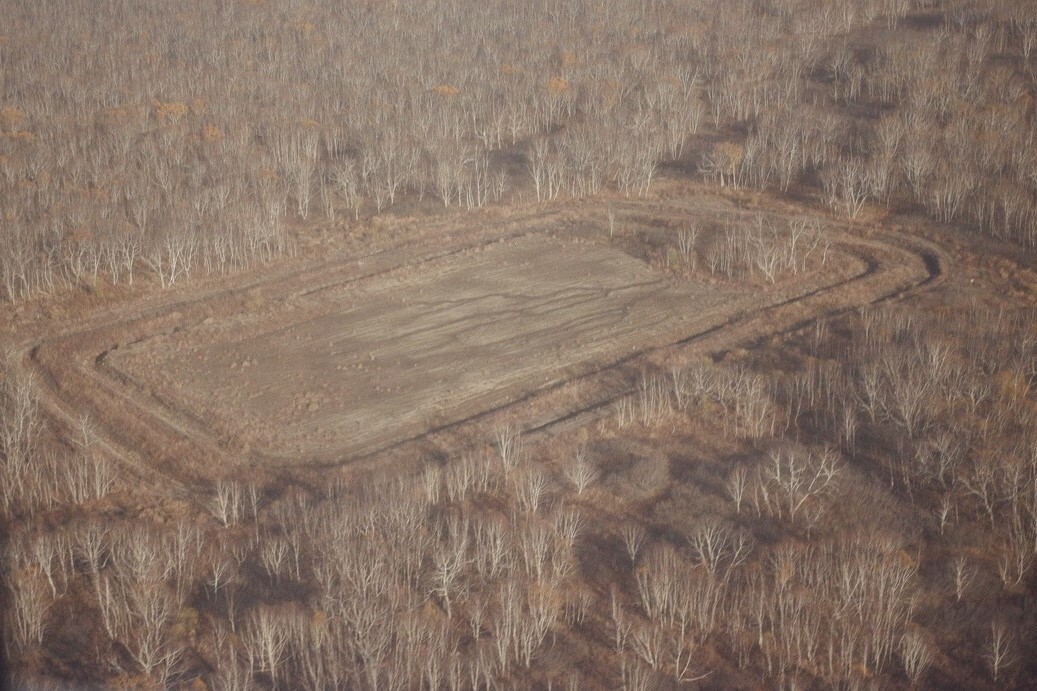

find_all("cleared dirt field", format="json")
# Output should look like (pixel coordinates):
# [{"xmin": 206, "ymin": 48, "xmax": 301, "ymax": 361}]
[
  {"xmin": 106, "ymin": 236, "xmax": 746, "ymax": 460},
  {"xmin": 13, "ymin": 192, "xmax": 940, "ymax": 491}
]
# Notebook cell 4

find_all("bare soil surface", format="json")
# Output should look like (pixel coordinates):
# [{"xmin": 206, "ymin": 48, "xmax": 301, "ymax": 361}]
[
  {"xmin": 108, "ymin": 236, "xmax": 742, "ymax": 461},
  {"xmin": 8, "ymin": 188, "xmax": 944, "ymax": 496}
]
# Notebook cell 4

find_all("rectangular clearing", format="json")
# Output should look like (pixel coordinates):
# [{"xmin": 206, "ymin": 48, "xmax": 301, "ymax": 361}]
[{"xmin": 107, "ymin": 236, "xmax": 742, "ymax": 461}]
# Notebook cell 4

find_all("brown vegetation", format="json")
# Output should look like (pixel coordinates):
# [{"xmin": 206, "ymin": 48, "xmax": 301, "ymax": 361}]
[{"xmin": 3, "ymin": 0, "xmax": 1037, "ymax": 689}]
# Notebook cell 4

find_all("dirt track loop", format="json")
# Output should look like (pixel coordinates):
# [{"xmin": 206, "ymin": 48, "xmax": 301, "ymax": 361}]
[{"xmin": 15, "ymin": 194, "xmax": 945, "ymax": 491}]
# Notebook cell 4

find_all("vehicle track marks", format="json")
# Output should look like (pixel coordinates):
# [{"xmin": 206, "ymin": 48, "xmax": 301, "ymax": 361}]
[{"xmin": 10, "ymin": 197, "xmax": 949, "ymax": 504}]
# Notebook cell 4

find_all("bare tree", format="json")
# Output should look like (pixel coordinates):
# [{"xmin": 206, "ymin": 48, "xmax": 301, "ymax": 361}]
[
  {"xmin": 244, "ymin": 606, "xmax": 289, "ymax": 686},
  {"xmin": 259, "ymin": 535, "xmax": 289, "ymax": 584},
  {"xmin": 997, "ymin": 517, "xmax": 1034, "ymax": 589},
  {"xmin": 5, "ymin": 568, "xmax": 51, "ymax": 653},
  {"xmin": 951, "ymin": 555, "xmax": 975, "ymax": 602},
  {"xmin": 62, "ymin": 449, "xmax": 116, "ymax": 505},
  {"xmin": 727, "ymin": 466, "xmax": 749, "ymax": 515},
  {"xmin": 515, "ymin": 469, "xmax": 547, "ymax": 513},
  {"xmin": 611, "ymin": 588, "xmax": 633, "ymax": 653},
  {"xmin": 473, "ymin": 517, "xmax": 509, "ymax": 581},
  {"xmin": 637, "ymin": 372, "xmax": 671, "ymax": 427},
  {"xmin": 687, "ymin": 517, "xmax": 753, "ymax": 579},
  {"xmin": 495, "ymin": 425, "xmax": 522, "ymax": 473},
  {"xmin": 988, "ymin": 621, "xmax": 1014, "ymax": 683},
  {"xmin": 207, "ymin": 552, "xmax": 236, "ymax": 600},
  {"xmin": 528, "ymin": 138, "xmax": 551, "ymax": 202},
  {"xmin": 551, "ymin": 508, "xmax": 583, "ymax": 550},
  {"xmin": 823, "ymin": 158, "xmax": 870, "ymax": 219},
  {"xmin": 630, "ymin": 619, "xmax": 665, "ymax": 670},
  {"xmin": 1, "ymin": 371, "xmax": 42, "ymax": 515},
  {"xmin": 445, "ymin": 460, "xmax": 477, "ymax": 507},
  {"xmin": 126, "ymin": 584, "xmax": 184, "ymax": 684},
  {"xmin": 519, "ymin": 522, "xmax": 553, "ymax": 581},
  {"xmin": 565, "ymin": 447, "xmax": 598, "ymax": 495},
  {"xmin": 621, "ymin": 523, "xmax": 647, "ymax": 566},
  {"xmin": 752, "ymin": 446, "xmax": 842, "ymax": 528},
  {"xmin": 210, "ymin": 481, "xmax": 243, "ymax": 526},
  {"xmin": 676, "ymin": 225, "xmax": 698, "ymax": 270},
  {"xmin": 430, "ymin": 544, "xmax": 468, "ymax": 618},
  {"xmin": 30, "ymin": 530, "xmax": 70, "ymax": 598},
  {"xmin": 422, "ymin": 464, "xmax": 442, "ymax": 505},
  {"xmin": 208, "ymin": 623, "xmax": 253, "ymax": 691},
  {"xmin": 900, "ymin": 628, "xmax": 933, "ymax": 685}
]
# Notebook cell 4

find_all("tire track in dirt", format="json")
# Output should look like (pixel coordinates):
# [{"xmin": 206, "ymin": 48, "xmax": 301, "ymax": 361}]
[
  {"xmin": 11, "ymin": 196, "xmax": 948, "ymax": 504},
  {"xmin": 386, "ymin": 209, "xmax": 947, "ymax": 448},
  {"xmin": 11, "ymin": 209, "xmax": 560, "ymax": 501},
  {"xmin": 15, "ymin": 204, "xmax": 608, "ymax": 500}
]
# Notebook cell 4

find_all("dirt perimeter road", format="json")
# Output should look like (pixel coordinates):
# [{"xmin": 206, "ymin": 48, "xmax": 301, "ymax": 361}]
[{"xmin": 12, "ymin": 193, "xmax": 944, "ymax": 495}]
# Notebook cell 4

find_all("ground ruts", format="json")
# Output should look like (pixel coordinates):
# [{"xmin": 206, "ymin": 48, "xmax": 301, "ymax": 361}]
[{"xmin": 6, "ymin": 191, "xmax": 947, "ymax": 507}]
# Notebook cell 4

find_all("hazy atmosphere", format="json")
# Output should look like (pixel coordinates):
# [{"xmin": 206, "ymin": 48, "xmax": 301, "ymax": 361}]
[{"xmin": 2, "ymin": 0, "xmax": 1037, "ymax": 688}]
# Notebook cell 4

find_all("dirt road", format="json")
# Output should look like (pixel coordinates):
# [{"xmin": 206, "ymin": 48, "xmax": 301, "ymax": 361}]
[{"xmin": 7, "ymin": 192, "xmax": 945, "ymax": 500}]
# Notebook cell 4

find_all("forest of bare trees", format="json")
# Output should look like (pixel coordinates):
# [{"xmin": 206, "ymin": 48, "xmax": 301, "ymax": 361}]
[
  {"xmin": 6, "ymin": 298, "xmax": 1037, "ymax": 687},
  {"xmin": 2, "ymin": 0, "xmax": 1037, "ymax": 301},
  {"xmin": 4, "ymin": 0, "xmax": 1037, "ymax": 688}
]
